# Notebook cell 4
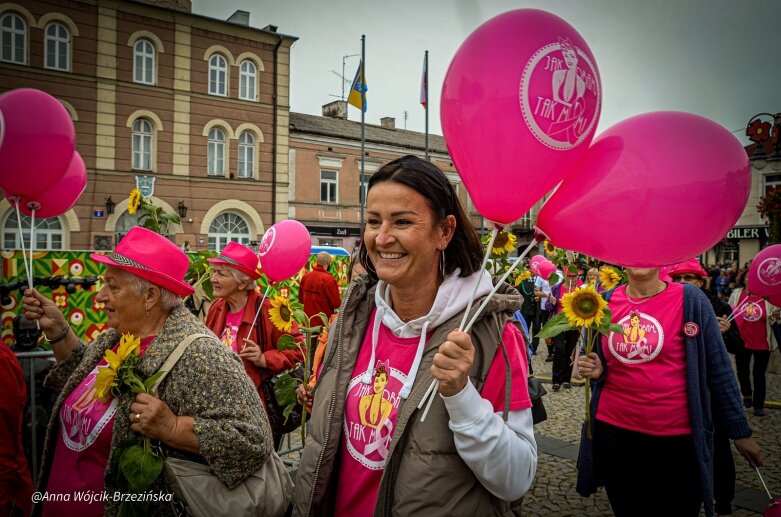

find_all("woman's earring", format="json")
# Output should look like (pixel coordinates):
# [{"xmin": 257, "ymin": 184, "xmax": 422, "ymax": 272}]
[
  {"xmin": 365, "ymin": 260, "xmax": 377, "ymax": 276},
  {"xmin": 439, "ymin": 249, "xmax": 446, "ymax": 278}
]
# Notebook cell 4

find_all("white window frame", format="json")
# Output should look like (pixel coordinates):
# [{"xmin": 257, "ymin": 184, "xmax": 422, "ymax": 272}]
[
  {"xmin": 209, "ymin": 54, "xmax": 228, "ymax": 96},
  {"xmin": 207, "ymin": 128, "xmax": 226, "ymax": 176},
  {"xmin": 238, "ymin": 131, "xmax": 255, "ymax": 179},
  {"xmin": 320, "ymin": 169, "xmax": 338, "ymax": 204},
  {"xmin": 3, "ymin": 213, "xmax": 63, "ymax": 250},
  {"xmin": 239, "ymin": 60, "xmax": 257, "ymax": 101},
  {"xmin": 132, "ymin": 118, "xmax": 153, "ymax": 171},
  {"xmin": 133, "ymin": 38, "xmax": 155, "ymax": 85},
  {"xmin": 44, "ymin": 22, "xmax": 69, "ymax": 71},
  {"xmin": 208, "ymin": 212, "xmax": 250, "ymax": 251},
  {"xmin": 0, "ymin": 13, "xmax": 26, "ymax": 64}
]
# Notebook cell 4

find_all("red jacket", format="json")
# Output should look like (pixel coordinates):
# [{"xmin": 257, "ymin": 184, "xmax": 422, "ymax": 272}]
[
  {"xmin": 0, "ymin": 345, "xmax": 33, "ymax": 516},
  {"xmin": 205, "ymin": 290, "xmax": 304, "ymax": 394},
  {"xmin": 299, "ymin": 265, "xmax": 341, "ymax": 320}
]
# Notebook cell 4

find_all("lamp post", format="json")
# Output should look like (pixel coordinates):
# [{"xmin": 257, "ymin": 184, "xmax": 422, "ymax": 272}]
[
  {"xmin": 177, "ymin": 201, "xmax": 188, "ymax": 219},
  {"xmin": 746, "ymin": 112, "xmax": 781, "ymax": 171},
  {"xmin": 105, "ymin": 197, "xmax": 115, "ymax": 215}
]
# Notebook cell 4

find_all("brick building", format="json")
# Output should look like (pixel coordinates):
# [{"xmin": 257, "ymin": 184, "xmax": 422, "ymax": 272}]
[{"xmin": 0, "ymin": 0, "xmax": 296, "ymax": 251}]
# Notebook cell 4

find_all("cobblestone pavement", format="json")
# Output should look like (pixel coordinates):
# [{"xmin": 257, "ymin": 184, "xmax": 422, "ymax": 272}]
[{"xmin": 279, "ymin": 351, "xmax": 781, "ymax": 516}]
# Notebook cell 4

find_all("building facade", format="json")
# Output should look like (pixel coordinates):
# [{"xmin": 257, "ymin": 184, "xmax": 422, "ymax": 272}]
[{"xmin": 0, "ymin": 0, "xmax": 296, "ymax": 252}]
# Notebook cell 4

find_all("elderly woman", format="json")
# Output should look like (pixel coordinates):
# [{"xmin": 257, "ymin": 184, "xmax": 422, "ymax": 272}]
[
  {"xmin": 293, "ymin": 155, "xmax": 537, "ymax": 516},
  {"xmin": 204, "ymin": 242, "xmax": 303, "ymax": 449},
  {"xmin": 576, "ymin": 266, "xmax": 762, "ymax": 517},
  {"xmin": 22, "ymin": 227, "xmax": 272, "ymax": 516}
]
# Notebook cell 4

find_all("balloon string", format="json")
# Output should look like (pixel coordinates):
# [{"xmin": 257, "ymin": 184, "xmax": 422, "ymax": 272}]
[
  {"xmin": 29, "ymin": 207, "xmax": 36, "ymax": 291},
  {"xmin": 419, "ymin": 237, "xmax": 540, "ymax": 423},
  {"xmin": 726, "ymin": 301, "xmax": 750, "ymax": 323},
  {"xmin": 13, "ymin": 198, "xmax": 39, "ymax": 329},
  {"xmin": 459, "ymin": 226, "xmax": 499, "ymax": 329},
  {"xmin": 245, "ymin": 284, "xmax": 272, "ymax": 347}
]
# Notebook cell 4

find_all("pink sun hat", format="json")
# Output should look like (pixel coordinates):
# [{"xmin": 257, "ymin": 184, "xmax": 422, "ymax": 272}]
[
  {"xmin": 90, "ymin": 226, "xmax": 194, "ymax": 296},
  {"xmin": 668, "ymin": 258, "xmax": 708, "ymax": 279},
  {"xmin": 207, "ymin": 241, "xmax": 261, "ymax": 280}
]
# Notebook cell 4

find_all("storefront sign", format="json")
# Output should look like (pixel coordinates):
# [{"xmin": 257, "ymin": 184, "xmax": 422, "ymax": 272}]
[{"xmin": 726, "ymin": 226, "xmax": 769, "ymax": 240}]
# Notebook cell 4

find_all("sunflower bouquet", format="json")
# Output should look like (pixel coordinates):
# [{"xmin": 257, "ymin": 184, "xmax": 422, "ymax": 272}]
[
  {"xmin": 269, "ymin": 295, "xmax": 328, "ymax": 445},
  {"xmin": 95, "ymin": 333, "xmax": 167, "ymax": 514},
  {"xmin": 536, "ymin": 285, "xmax": 622, "ymax": 437}
]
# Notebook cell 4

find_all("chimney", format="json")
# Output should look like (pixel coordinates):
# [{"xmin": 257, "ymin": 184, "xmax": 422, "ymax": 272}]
[
  {"xmin": 262, "ymin": 24, "xmax": 278, "ymax": 33},
  {"xmin": 380, "ymin": 117, "xmax": 395, "ymax": 129},
  {"xmin": 322, "ymin": 101, "xmax": 348, "ymax": 120},
  {"xmin": 227, "ymin": 10, "xmax": 250, "ymax": 26}
]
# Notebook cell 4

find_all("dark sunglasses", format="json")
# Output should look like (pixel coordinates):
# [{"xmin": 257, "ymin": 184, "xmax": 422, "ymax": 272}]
[{"xmin": 672, "ymin": 274, "xmax": 701, "ymax": 282}]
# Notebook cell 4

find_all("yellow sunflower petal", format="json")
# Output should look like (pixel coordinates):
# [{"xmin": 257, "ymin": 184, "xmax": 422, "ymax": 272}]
[
  {"xmin": 104, "ymin": 349, "xmax": 122, "ymax": 370},
  {"xmin": 491, "ymin": 231, "xmax": 517, "ymax": 256},
  {"xmin": 117, "ymin": 333, "xmax": 140, "ymax": 362},
  {"xmin": 561, "ymin": 284, "xmax": 607, "ymax": 328},
  {"xmin": 269, "ymin": 296, "xmax": 294, "ymax": 332},
  {"xmin": 94, "ymin": 366, "xmax": 118, "ymax": 402}
]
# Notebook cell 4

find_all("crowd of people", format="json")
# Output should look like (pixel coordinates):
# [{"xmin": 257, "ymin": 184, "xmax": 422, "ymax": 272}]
[{"xmin": 0, "ymin": 155, "xmax": 774, "ymax": 516}]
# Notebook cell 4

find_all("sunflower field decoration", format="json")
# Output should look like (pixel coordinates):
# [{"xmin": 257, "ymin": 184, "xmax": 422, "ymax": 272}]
[
  {"xmin": 272, "ymin": 296, "xmax": 328, "ymax": 445},
  {"xmin": 537, "ymin": 285, "xmax": 622, "ymax": 437},
  {"xmin": 95, "ymin": 333, "xmax": 167, "ymax": 515}
]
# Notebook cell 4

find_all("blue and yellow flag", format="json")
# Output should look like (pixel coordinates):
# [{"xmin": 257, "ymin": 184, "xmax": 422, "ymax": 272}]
[{"xmin": 347, "ymin": 60, "xmax": 367, "ymax": 112}]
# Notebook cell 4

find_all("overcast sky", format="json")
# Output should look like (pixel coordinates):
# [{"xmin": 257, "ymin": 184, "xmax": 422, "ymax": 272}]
[{"xmin": 193, "ymin": 0, "xmax": 780, "ymax": 144}]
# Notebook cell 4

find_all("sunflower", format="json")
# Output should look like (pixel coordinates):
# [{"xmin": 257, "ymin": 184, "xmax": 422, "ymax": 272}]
[
  {"xmin": 514, "ymin": 269, "xmax": 532, "ymax": 286},
  {"xmin": 269, "ymin": 295, "xmax": 294, "ymax": 332},
  {"xmin": 128, "ymin": 188, "xmax": 142, "ymax": 215},
  {"xmin": 543, "ymin": 240, "xmax": 557, "ymax": 256},
  {"xmin": 599, "ymin": 266, "xmax": 623, "ymax": 290},
  {"xmin": 560, "ymin": 284, "xmax": 607, "ymax": 327},
  {"xmin": 117, "ymin": 333, "xmax": 140, "ymax": 361},
  {"xmin": 94, "ymin": 365, "xmax": 119, "ymax": 402},
  {"xmin": 491, "ymin": 231, "xmax": 516, "ymax": 256}
]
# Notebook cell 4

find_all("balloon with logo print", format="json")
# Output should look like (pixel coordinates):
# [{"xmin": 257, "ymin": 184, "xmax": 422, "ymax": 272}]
[
  {"xmin": 441, "ymin": 9, "xmax": 601, "ymax": 225},
  {"xmin": 747, "ymin": 244, "xmax": 781, "ymax": 298},
  {"xmin": 537, "ymin": 111, "xmax": 751, "ymax": 267},
  {"xmin": 0, "ymin": 88, "xmax": 76, "ymax": 199},
  {"xmin": 258, "ymin": 220, "xmax": 312, "ymax": 283}
]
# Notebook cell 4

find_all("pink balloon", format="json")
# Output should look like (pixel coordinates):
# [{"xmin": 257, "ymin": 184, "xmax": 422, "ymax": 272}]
[
  {"xmin": 441, "ymin": 9, "xmax": 601, "ymax": 225},
  {"xmin": 258, "ymin": 220, "xmax": 312, "ymax": 283},
  {"xmin": 529, "ymin": 255, "xmax": 557, "ymax": 280},
  {"xmin": 746, "ymin": 245, "xmax": 781, "ymax": 298},
  {"xmin": 0, "ymin": 89, "xmax": 76, "ymax": 199},
  {"xmin": 537, "ymin": 112, "xmax": 751, "ymax": 267},
  {"xmin": 5, "ymin": 152, "xmax": 86, "ymax": 218}
]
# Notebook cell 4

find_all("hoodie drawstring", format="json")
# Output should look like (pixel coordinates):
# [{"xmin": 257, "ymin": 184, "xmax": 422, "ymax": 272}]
[{"xmin": 399, "ymin": 319, "xmax": 429, "ymax": 399}]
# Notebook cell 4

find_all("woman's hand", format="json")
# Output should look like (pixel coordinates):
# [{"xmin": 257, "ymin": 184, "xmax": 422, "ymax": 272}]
[
  {"xmin": 239, "ymin": 338, "xmax": 267, "ymax": 368},
  {"xmin": 577, "ymin": 352, "xmax": 603, "ymax": 380},
  {"xmin": 21, "ymin": 288, "xmax": 66, "ymax": 336},
  {"xmin": 296, "ymin": 383, "xmax": 314, "ymax": 412},
  {"xmin": 130, "ymin": 393, "xmax": 178, "ymax": 442},
  {"xmin": 432, "ymin": 329, "xmax": 474, "ymax": 397},
  {"xmin": 734, "ymin": 437, "xmax": 763, "ymax": 468},
  {"xmin": 717, "ymin": 316, "xmax": 731, "ymax": 334}
]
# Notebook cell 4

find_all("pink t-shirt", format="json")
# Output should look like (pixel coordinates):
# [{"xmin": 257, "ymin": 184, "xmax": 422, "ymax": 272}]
[
  {"xmin": 218, "ymin": 309, "xmax": 244, "ymax": 354},
  {"xmin": 597, "ymin": 283, "xmax": 691, "ymax": 436},
  {"xmin": 733, "ymin": 292, "xmax": 769, "ymax": 351},
  {"xmin": 333, "ymin": 310, "xmax": 530, "ymax": 516},
  {"xmin": 44, "ymin": 337, "xmax": 154, "ymax": 516}
]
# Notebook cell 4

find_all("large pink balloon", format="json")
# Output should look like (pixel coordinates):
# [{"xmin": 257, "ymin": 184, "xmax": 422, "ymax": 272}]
[
  {"xmin": 746, "ymin": 245, "xmax": 781, "ymax": 298},
  {"xmin": 258, "ymin": 220, "xmax": 312, "ymax": 283},
  {"xmin": 5, "ymin": 152, "xmax": 86, "ymax": 218},
  {"xmin": 441, "ymin": 9, "xmax": 601, "ymax": 225},
  {"xmin": 0, "ymin": 89, "xmax": 76, "ymax": 199},
  {"xmin": 537, "ymin": 112, "xmax": 751, "ymax": 267}
]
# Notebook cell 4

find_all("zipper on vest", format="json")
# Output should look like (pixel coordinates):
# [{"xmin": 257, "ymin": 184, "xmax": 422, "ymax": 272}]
[{"xmin": 306, "ymin": 283, "xmax": 355, "ymax": 516}]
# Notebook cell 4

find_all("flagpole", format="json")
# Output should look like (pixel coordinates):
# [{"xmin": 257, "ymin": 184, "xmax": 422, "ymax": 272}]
[
  {"xmin": 360, "ymin": 34, "xmax": 366, "ymax": 232},
  {"xmin": 424, "ymin": 50, "xmax": 429, "ymax": 160}
]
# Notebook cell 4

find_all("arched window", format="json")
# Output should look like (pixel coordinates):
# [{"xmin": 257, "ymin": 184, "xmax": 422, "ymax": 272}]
[
  {"xmin": 207, "ymin": 128, "xmax": 225, "ymax": 176},
  {"xmin": 132, "ymin": 118, "xmax": 153, "ymax": 170},
  {"xmin": 208, "ymin": 212, "xmax": 250, "ymax": 251},
  {"xmin": 239, "ymin": 60, "xmax": 256, "ymax": 101},
  {"xmin": 44, "ymin": 22, "xmax": 70, "ymax": 71},
  {"xmin": 114, "ymin": 211, "xmax": 140, "ymax": 244},
  {"xmin": 208, "ymin": 54, "xmax": 228, "ymax": 96},
  {"xmin": 238, "ymin": 132, "xmax": 255, "ymax": 178},
  {"xmin": 133, "ymin": 38, "xmax": 155, "ymax": 85},
  {"xmin": 0, "ymin": 13, "xmax": 26, "ymax": 64},
  {"xmin": 3, "ymin": 213, "xmax": 63, "ymax": 250}
]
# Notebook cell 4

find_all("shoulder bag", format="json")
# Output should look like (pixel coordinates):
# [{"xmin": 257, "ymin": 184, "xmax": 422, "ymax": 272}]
[{"xmin": 152, "ymin": 333, "xmax": 294, "ymax": 517}]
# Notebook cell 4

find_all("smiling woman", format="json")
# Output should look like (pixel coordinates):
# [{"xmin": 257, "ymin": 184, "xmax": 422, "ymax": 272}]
[{"xmin": 294, "ymin": 155, "xmax": 538, "ymax": 516}]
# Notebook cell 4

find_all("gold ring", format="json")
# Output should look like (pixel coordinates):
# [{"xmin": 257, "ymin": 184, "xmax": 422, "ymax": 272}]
[{"xmin": 135, "ymin": 413, "xmax": 141, "ymax": 422}]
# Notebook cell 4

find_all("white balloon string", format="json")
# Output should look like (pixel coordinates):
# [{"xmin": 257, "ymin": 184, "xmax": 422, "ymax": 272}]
[
  {"xmin": 29, "ymin": 207, "xmax": 36, "ymax": 291},
  {"xmin": 245, "ymin": 284, "xmax": 272, "ymax": 347},
  {"xmin": 459, "ymin": 226, "xmax": 498, "ymax": 330},
  {"xmin": 13, "ymin": 198, "xmax": 33, "ymax": 289},
  {"xmin": 754, "ymin": 466, "xmax": 774, "ymax": 501},
  {"xmin": 726, "ymin": 301, "xmax": 750, "ymax": 323}
]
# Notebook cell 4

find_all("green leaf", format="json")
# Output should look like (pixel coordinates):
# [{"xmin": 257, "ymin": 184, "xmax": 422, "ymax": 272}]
[
  {"xmin": 313, "ymin": 312, "xmax": 330, "ymax": 327},
  {"xmin": 536, "ymin": 313, "xmax": 573, "ymax": 339},
  {"xmin": 282, "ymin": 402, "xmax": 296, "ymax": 423},
  {"xmin": 274, "ymin": 373, "xmax": 300, "ymax": 407},
  {"xmin": 293, "ymin": 309, "xmax": 309, "ymax": 326},
  {"xmin": 143, "ymin": 371, "xmax": 166, "ymax": 393},
  {"xmin": 567, "ymin": 264, "xmax": 578, "ymax": 274},
  {"xmin": 276, "ymin": 334, "xmax": 298, "ymax": 351},
  {"xmin": 547, "ymin": 272, "xmax": 560, "ymax": 285},
  {"xmin": 119, "ymin": 443, "xmax": 164, "ymax": 492}
]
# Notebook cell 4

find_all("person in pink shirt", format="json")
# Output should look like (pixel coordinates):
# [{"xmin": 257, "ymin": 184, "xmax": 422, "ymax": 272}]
[{"xmin": 576, "ymin": 267, "xmax": 762, "ymax": 517}]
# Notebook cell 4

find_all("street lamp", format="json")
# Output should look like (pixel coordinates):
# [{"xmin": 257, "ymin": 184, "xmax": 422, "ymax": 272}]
[
  {"xmin": 105, "ymin": 197, "xmax": 115, "ymax": 215},
  {"xmin": 177, "ymin": 201, "xmax": 188, "ymax": 218},
  {"xmin": 746, "ymin": 112, "xmax": 781, "ymax": 172}
]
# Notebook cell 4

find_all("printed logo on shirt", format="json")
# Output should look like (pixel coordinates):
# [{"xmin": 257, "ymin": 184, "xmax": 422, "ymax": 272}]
[
  {"xmin": 743, "ymin": 301, "xmax": 764, "ymax": 322},
  {"xmin": 607, "ymin": 310, "xmax": 664, "ymax": 364},
  {"xmin": 343, "ymin": 360, "xmax": 405, "ymax": 470},
  {"xmin": 60, "ymin": 365, "xmax": 118, "ymax": 451},
  {"xmin": 757, "ymin": 257, "xmax": 781, "ymax": 287}
]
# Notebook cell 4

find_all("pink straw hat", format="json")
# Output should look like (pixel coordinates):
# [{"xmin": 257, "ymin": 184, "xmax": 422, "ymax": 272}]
[
  {"xmin": 668, "ymin": 258, "xmax": 708, "ymax": 278},
  {"xmin": 90, "ymin": 226, "xmax": 194, "ymax": 296},
  {"xmin": 207, "ymin": 241, "xmax": 261, "ymax": 280}
]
